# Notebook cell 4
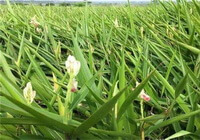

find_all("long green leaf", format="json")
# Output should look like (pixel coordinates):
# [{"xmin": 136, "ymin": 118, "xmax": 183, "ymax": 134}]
[
  {"xmin": 72, "ymin": 79, "xmax": 134, "ymax": 136},
  {"xmin": 117, "ymin": 70, "xmax": 155, "ymax": 120}
]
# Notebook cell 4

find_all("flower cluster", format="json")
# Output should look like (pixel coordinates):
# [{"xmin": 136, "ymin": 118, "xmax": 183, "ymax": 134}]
[
  {"xmin": 23, "ymin": 55, "xmax": 81, "ymax": 104},
  {"xmin": 23, "ymin": 55, "xmax": 80, "ymax": 105},
  {"xmin": 30, "ymin": 16, "xmax": 42, "ymax": 33},
  {"xmin": 30, "ymin": 16, "xmax": 40, "ymax": 28},
  {"xmin": 65, "ymin": 55, "xmax": 81, "ymax": 92}
]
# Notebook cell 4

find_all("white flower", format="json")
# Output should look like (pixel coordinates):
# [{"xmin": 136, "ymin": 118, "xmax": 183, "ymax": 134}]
[
  {"xmin": 65, "ymin": 55, "xmax": 81, "ymax": 76},
  {"xmin": 136, "ymin": 82, "xmax": 140, "ymax": 87},
  {"xmin": 136, "ymin": 82, "xmax": 151, "ymax": 101},
  {"xmin": 36, "ymin": 27, "xmax": 42, "ymax": 33},
  {"xmin": 140, "ymin": 90, "xmax": 151, "ymax": 101},
  {"xmin": 30, "ymin": 15, "xmax": 40, "ymax": 28},
  {"xmin": 113, "ymin": 18, "xmax": 119, "ymax": 28},
  {"xmin": 23, "ymin": 82, "xmax": 36, "ymax": 104},
  {"xmin": 71, "ymin": 78, "xmax": 78, "ymax": 92}
]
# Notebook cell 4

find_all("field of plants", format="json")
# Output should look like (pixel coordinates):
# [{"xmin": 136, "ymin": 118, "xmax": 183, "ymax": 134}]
[{"xmin": 0, "ymin": 0, "xmax": 200, "ymax": 139}]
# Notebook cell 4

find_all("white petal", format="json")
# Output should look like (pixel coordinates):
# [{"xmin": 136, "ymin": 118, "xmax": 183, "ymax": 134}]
[
  {"xmin": 27, "ymin": 82, "xmax": 32, "ymax": 90},
  {"xmin": 23, "ymin": 82, "xmax": 36, "ymax": 104},
  {"xmin": 30, "ymin": 91, "xmax": 36, "ymax": 103},
  {"xmin": 67, "ymin": 55, "xmax": 76, "ymax": 62},
  {"xmin": 74, "ymin": 61, "xmax": 81, "ymax": 76},
  {"xmin": 136, "ymin": 82, "xmax": 140, "ymax": 87},
  {"xmin": 72, "ymin": 79, "xmax": 78, "ymax": 89},
  {"xmin": 65, "ymin": 60, "xmax": 70, "ymax": 69},
  {"xmin": 65, "ymin": 55, "xmax": 81, "ymax": 76}
]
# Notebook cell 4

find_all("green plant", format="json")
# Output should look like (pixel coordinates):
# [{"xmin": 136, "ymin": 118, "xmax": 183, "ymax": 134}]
[{"xmin": 0, "ymin": 0, "xmax": 200, "ymax": 139}]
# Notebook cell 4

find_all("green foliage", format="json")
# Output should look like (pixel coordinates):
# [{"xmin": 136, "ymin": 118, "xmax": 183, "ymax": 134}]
[
  {"xmin": 73, "ymin": 2, "xmax": 87, "ymax": 7},
  {"xmin": 0, "ymin": 1, "xmax": 200, "ymax": 139},
  {"xmin": 59, "ymin": 3, "xmax": 71, "ymax": 7},
  {"xmin": 45, "ymin": 3, "xmax": 55, "ymax": 6}
]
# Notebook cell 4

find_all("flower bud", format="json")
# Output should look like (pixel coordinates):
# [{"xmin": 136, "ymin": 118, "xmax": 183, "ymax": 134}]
[
  {"xmin": 71, "ymin": 78, "xmax": 78, "ymax": 92},
  {"xmin": 113, "ymin": 18, "xmax": 119, "ymax": 28},
  {"xmin": 65, "ymin": 55, "xmax": 81, "ymax": 76},
  {"xmin": 23, "ymin": 82, "xmax": 36, "ymax": 104},
  {"xmin": 140, "ymin": 90, "xmax": 150, "ymax": 101},
  {"xmin": 36, "ymin": 27, "xmax": 42, "ymax": 33},
  {"xmin": 30, "ymin": 15, "xmax": 40, "ymax": 28},
  {"xmin": 136, "ymin": 82, "xmax": 150, "ymax": 101}
]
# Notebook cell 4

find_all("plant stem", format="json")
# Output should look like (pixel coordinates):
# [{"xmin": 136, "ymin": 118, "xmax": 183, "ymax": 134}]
[
  {"xmin": 64, "ymin": 75, "xmax": 74, "ymax": 123},
  {"xmin": 140, "ymin": 100, "xmax": 145, "ymax": 140}
]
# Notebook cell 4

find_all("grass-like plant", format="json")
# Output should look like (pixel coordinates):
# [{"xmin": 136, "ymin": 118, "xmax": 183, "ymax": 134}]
[{"xmin": 0, "ymin": 0, "xmax": 200, "ymax": 139}]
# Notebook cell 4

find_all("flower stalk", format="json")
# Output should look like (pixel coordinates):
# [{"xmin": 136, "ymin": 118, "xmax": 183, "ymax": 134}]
[
  {"xmin": 136, "ymin": 81, "xmax": 150, "ymax": 140},
  {"xmin": 64, "ymin": 75, "xmax": 74, "ymax": 122},
  {"xmin": 140, "ymin": 99, "xmax": 145, "ymax": 140},
  {"xmin": 63, "ymin": 55, "xmax": 80, "ymax": 123}
]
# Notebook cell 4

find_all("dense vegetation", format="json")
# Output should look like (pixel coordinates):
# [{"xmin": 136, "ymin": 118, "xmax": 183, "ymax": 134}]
[{"xmin": 0, "ymin": 0, "xmax": 200, "ymax": 139}]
